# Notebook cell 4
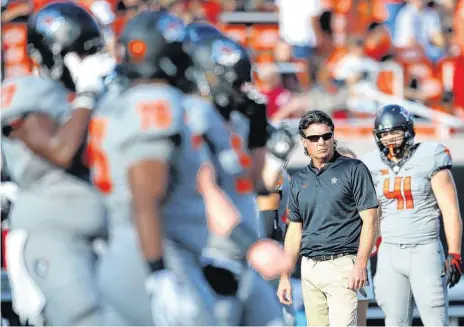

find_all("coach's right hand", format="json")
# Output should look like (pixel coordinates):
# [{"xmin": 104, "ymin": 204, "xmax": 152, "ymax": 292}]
[{"xmin": 277, "ymin": 276, "xmax": 293, "ymax": 305}]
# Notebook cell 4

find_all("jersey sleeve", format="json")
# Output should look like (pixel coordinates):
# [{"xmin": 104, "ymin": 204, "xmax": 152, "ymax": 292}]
[
  {"xmin": 351, "ymin": 161, "xmax": 379, "ymax": 212},
  {"xmin": 287, "ymin": 175, "xmax": 303, "ymax": 223},
  {"xmin": 1, "ymin": 76, "xmax": 70, "ymax": 132},
  {"xmin": 119, "ymin": 88, "xmax": 185, "ymax": 166},
  {"xmin": 431, "ymin": 143, "xmax": 452, "ymax": 178},
  {"xmin": 183, "ymin": 96, "xmax": 212, "ymax": 136}
]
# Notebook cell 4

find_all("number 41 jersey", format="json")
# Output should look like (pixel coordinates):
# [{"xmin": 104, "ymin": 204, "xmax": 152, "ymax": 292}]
[{"xmin": 362, "ymin": 142, "xmax": 452, "ymax": 245}]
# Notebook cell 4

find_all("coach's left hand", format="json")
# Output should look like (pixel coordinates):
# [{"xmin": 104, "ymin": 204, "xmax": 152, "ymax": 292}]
[
  {"xmin": 443, "ymin": 253, "xmax": 462, "ymax": 288},
  {"xmin": 347, "ymin": 262, "xmax": 367, "ymax": 291}
]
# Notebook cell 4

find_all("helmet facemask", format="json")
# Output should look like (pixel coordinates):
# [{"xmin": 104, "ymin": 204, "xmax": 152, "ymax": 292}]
[{"xmin": 374, "ymin": 126, "xmax": 415, "ymax": 159}]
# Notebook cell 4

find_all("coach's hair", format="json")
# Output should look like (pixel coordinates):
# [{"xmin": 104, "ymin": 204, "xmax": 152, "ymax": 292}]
[
  {"xmin": 298, "ymin": 110, "xmax": 335, "ymax": 138},
  {"xmin": 299, "ymin": 110, "xmax": 336, "ymax": 157}
]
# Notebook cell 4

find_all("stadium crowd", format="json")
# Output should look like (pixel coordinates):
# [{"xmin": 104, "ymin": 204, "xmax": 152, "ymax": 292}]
[{"xmin": 3, "ymin": 0, "xmax": 464, "ymax": 120}]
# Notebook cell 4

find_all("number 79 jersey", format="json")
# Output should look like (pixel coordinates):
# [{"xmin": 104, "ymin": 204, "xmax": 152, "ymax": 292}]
[
  {"xmin": 88, "ymin": 84, "xmax": 210, "ymax": 254},
  {"xmin": 362, "ymin": 142, "xmax": 452, "ymax": 244}
]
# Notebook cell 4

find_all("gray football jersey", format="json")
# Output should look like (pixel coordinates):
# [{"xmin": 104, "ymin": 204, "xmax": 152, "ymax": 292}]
[
  {"xmin": 183, "ymin": 95, "xmax": 259, "ymax": 235},
  {"xmin": 362, "ymin": 142, "xmax": 452, "ymax": 244},
  {"xmin": 1, "ymin": 76, "xmax": 92, "ymax": 193},
  {"xmin": 91, "ymin": 85, "xmax": 209, "ymax": 254}
]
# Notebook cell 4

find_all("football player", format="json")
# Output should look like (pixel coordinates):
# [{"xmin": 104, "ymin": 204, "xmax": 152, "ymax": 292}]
[
  {"xmin": 362, "ymin": 104, "xmax": 462, "ymax": 326},
  {"xmin": 1, "ymin": 2, "xmax": 113, "ymax": 325},
  {"xmin": 88, "ymin": 11, "xmax": 222, "ymax": 326},
  {"xmin": 180, "ymin": 24, "xmax": 295, "ymax": 325}
]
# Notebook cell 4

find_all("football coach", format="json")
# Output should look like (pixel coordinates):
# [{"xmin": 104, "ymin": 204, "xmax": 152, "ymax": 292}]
[{"xmin": 277, "ymin": 110, "xmax": 379, "ymax": 326}]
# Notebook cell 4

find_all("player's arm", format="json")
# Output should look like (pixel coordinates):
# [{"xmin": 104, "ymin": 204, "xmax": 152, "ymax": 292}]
[
  {"xmin": 431, "ymin": 169, "xmax": 462, "ymax": 255},
  {"xmin": 9, "ymin": 109, "xmax": 92, "ymax": 169},
  {"xmin": 238, "ymin": 84, "xmax": 294, "ymax": 193},
  {"xmin": 280, "ymin": 177, "xmax": 302, "ymax": 277},
  {"xmin": 6, "ymin": 54, "xmax": 114, "ymax": 168},
  {"xmin": 128, "ymin": 157, "xmax": 170, "ymax": 267}
]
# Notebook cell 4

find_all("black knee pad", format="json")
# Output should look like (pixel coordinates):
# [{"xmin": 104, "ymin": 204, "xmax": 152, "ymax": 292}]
[{"xmin": 202, "ymin": 265, "xmax": 239, "ymax": 296}]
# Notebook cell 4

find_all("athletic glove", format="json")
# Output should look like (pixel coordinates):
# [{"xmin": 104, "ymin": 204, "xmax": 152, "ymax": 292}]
[
  {"xmin": 64, "ymin": 51, "xmax": 115, "ymax": 110},
  {"xmin": 145, "ymin": 269, "xmax": 200, "ymax": 326},
  {"xmin": 443, "ymin": 253, "xmax": 462, "ymax": 288},
  {"xmin": 266, "ymin": 124, "xmax": 295, "ymax": 161}
]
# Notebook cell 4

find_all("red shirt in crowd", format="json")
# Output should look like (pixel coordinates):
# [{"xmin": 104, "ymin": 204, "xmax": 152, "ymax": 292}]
[
  {"xmin": 262, "ymin": 86, "xmax": 292, "ymax": 119},
  {"xmin": 453, "ymin": 55, "xmax": 464, "ymax": 110}
]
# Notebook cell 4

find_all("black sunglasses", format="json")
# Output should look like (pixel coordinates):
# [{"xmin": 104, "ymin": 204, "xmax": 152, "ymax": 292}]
[{"xmin": 303, "ymin": 132, "xmax": 333, "ymax": 142}]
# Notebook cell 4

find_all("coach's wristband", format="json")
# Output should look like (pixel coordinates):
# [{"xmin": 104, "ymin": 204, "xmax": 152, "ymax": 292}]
[{"xmin": 147, "ymin": 258, "xmax": 165, "ymax": 273}]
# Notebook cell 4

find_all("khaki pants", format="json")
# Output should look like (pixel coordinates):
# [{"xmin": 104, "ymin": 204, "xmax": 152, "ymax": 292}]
[{"xmin": 301, "ymin": 255, "xmax": 358, "ymax": 327}]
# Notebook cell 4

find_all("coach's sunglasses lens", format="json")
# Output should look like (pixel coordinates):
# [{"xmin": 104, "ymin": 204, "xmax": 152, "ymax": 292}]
[{"xmin": 306, "ymin": 132, "xmax": 333, "ymax": 142}]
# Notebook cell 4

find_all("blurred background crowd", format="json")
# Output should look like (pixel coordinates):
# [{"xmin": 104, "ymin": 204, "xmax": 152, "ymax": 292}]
[{"xmin": 2, "ymin": 0, "xmax": 464, "ymax": 127}]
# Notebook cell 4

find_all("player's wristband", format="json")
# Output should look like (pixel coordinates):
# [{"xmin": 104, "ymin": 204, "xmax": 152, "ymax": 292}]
[
  {"xmin": 147, "ymin": 258, "xmax": 165, "ymax": 273},
  {"xmin": 72, "ymin": 92, "xmax": 97, "ymax": 111},
  {"xmin": 228, "ymin": 221, "xmax": 259, "ymax": 255}
]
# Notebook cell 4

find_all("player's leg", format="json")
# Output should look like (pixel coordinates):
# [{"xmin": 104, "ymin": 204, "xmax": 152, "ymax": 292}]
[
  {"xmin": 409, "ymin": 240, "xmax": 449, "ymax": 326},
  {"xmin": 98, "ymin": 226, "xmax": 152, "ymax": 325},
  {"xmin": 240, "ymin": 269, "xmax": 285, "ymax": 326},
  {"xmin": 20, "ymin": 231, "xmax": 102, "ymax": 325},
  {"xmin": 163, "ymin": 239, "xmax": 222, "ymax": 325},
  {"xmin": 300, "ymin": 257, "xmax": 330, "ymax": 326},
  {"xmin": 6, "ymin": 193, "xmax": 108, "ymax": 326},
  {"xmin": 374, "ymin": 243, "xmax": 413, "ymax": 326}
]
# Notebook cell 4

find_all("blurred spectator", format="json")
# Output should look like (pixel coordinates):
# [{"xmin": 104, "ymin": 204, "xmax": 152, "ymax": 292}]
[
  {"xmin": 89, "ymin": 0, "xmax": 117, "ymax": 57},
  {"xmin": 273, "ymin": 41, "xmax": 302, "ymax": 92},
  {"xmin": 1, "ymin": 0, "xmax": 31, "ymax": 23},
  {"xmin": 269, "ymin": 86, "xmax": 349, "ymax": 122},
  {"xmin": 276, "ymin": 0, "xmax": 322, "ymax": 60},
  {"xmin": 383, "ymin": 0, "xmax": 405, "ymax": 39},
  {"xmin": 332, "ymin": 37, "xmax": 380, "ymax": 88},
  {"xmin": 258, "ymin": 64, "xmax": 293, "ymax": 119},
  {"xmin": 192, "ymin": 0, "xmax": 222, "ymax": 23},
  {"xmin": 221, "ymin": 0, "xmax": 238, "ymax": 11},
  {"xmin": 454, "ymin": 53, "xmax": 464, "ymax": 117},
  {"xmin": 364, "ymin": 22, "xmax": 393, "ymax": 62},
  {"xmin": 393, "ymin": 0, "xmax": 446, "ymax": 61}
]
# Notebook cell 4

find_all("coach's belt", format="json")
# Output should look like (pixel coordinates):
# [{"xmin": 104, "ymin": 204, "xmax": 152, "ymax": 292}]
[{"xmin": 309, "ymin": 253, "xmax": 354, "ymax": 262}]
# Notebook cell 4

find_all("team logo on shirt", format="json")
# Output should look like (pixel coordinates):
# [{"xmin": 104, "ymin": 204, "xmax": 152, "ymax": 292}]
[
  {"xmin": 34, "ymin": 258, "xmax": 49, "ymax": 278},
  {"xmin": 331, "ymin": 177, "xmax": 338, "ymax": 185}
]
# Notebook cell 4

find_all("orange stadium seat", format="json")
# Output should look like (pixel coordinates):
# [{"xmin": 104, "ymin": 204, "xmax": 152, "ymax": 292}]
[
  {"xmin": 222, "ymin": 24, "xmax": 248, "ymax": 46},
  {"xmin": 248, "ymin": 24, "xmax": 280, "ymax": 52},
  {"xmin": 2, "ymin": 23, "xmax": 33, "ymax": 78}
]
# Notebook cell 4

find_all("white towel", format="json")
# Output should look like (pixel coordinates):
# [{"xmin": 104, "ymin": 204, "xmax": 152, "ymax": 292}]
[{"xmin": 6, "ymin": 230, "xmax": 46, "ymax": 326}]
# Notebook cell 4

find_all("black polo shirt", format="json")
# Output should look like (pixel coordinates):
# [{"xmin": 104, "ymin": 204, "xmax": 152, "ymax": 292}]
[{"xmin": 288, "ymin": 152, "xmax": 378, "ymax": 258}]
